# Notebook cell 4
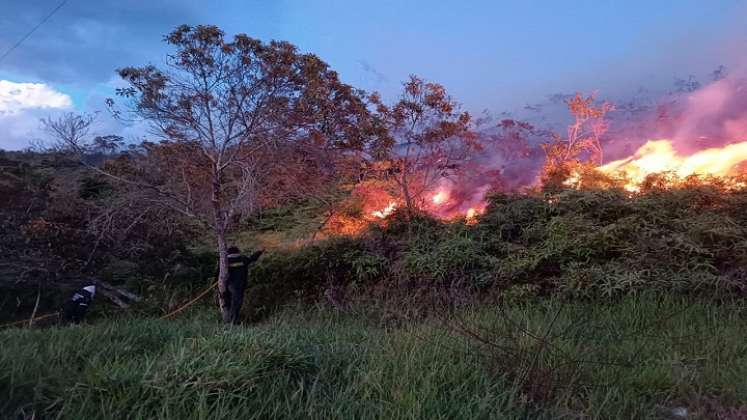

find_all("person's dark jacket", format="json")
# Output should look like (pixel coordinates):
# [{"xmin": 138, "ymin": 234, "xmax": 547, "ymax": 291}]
[
  {"xmin": 62, "ymin": 283, "xmax": 96, "ymax": 323},
  {"xmin": 216, "ymin": 250, "xmax": 264, "ymax": 286},
  {"xmin": 216, "ymin": 250, "xmax": 264, "ymax": 324}
]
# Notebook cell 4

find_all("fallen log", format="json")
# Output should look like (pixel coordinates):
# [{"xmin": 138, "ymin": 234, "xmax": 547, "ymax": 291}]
[
  {"xmin": 98, "ymin": 281, "xmax": 143, "ymax": 302},
  {"xmin": 97, "ymin": 288, "xmax": 131, "ymax": 309}
]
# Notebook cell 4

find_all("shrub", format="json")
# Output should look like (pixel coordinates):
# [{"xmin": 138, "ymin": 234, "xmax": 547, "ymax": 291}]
[{"xmin": 246, "ymin": 186, "xmax": 747, "ymax": 306}]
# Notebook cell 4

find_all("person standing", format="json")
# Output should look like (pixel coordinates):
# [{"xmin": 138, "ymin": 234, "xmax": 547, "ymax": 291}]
[{"xmin": 219, "ymin": 246, "xmax": 264, "ymax": 324}]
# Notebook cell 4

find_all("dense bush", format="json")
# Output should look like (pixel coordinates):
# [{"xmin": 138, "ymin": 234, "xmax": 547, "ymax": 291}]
[
  {"xmin": 0, "ymin": 151, "xmax": 203, "ymax": 320},
  {"xmin": 247, "ymin": 184, "xmax": 747, "ymax": 312}
]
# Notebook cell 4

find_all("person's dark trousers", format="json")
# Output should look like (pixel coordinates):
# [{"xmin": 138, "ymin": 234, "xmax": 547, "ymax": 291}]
[
  {"xmin": 62, "ymin": 301, "xmax": 87, "ymax": 323},
  {"xmin": 226, "ymin": 280, "xmax": 246, "ymax": 324}
]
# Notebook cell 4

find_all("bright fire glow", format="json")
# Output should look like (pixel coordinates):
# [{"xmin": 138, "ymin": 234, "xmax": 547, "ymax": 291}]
[
  {"xmin": 432, "ymin": 190, "xmax": 449, "ymax": 204},
  {"xmin": 371, "ymin": 201, "xmax": 397, "ymax": 219},
  {"xmin": 599, "ymin": 139, "xmax": 747, "ymax": 191}
]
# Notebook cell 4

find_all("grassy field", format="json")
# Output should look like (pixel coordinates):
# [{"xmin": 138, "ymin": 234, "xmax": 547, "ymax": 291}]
[{"xmin": 2, "ymin": 295, "xmax": 746, "ymax": 419}]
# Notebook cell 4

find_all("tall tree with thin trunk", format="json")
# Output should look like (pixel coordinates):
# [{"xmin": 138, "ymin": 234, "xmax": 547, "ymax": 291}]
[
  {"xmin": 370, "ymin": 75, "xmax": 475, "ymax": 217},
  {"xmin": 58, "ymin": 25, "xmax": 378, "ymax": 322}
]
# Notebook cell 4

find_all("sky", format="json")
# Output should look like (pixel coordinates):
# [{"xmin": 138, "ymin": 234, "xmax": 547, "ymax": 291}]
[{"xmin": 1, "ymin": 0, "xmax": 746, "ymax": 150}]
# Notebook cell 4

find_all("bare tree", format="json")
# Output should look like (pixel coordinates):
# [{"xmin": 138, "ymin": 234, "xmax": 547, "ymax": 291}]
[
  {"xmin": 41, "ymin": 112, "xmax": 95, "ymax": 152},
  {"xmin": 541, "ymin": 93, "xmax": 613, "ymax": 188}
]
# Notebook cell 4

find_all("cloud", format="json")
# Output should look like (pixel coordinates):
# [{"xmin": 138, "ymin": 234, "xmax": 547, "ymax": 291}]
[
  {"xmin": 0, "ymin": 80, "xmax": 72, "ymax": 113},
  {"xmin": 0, "ymin": 80, "xmax": 72, "ymax": 150},
  {"xmin": 0, "ymin": 78, "xmax": 153, "ymax": 150}
]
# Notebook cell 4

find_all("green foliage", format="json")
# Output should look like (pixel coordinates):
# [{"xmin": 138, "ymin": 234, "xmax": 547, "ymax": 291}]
[
  {"xmin": 1, "ymin": 296, "xmax": 745, "ymax": 419},
  {"xmin": 485, "ymin": 187, "xmax": 747, "ymax": 298},
  {"xmin": 401, "ymin": 234, "xmax": 497, "ymax": 286},
  {"xmin": 244, "ymin": 237, "xmax": 387, "ymax": 318},
  {"xmin": 78, "ymin": 174, "xmax": 115, "ymax": 200},
  {"xmin": 452, "ymin": 296, "xmax": 747, "ymax": 419},
  {"xmin": 0, "ymin": 310, "xmax": 523, "ymax": 419},
  {"xmin": 248, "ymin": 186, "xmax": 747, "ymax": 302}
]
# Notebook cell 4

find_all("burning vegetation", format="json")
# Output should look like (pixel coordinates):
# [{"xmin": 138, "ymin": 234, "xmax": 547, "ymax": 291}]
[
  {"xmin": 8, "ymin": 24, "xmax": 747, "ymax": 324},
  {"xmin": 317, "ymin": 74, "xmax": 747, "ymax": 237},
  {"xmin": 4, "ymin": 23, "xmax": 747, "ymax": 420},
  {"xmin": 597, "ymin": 139, "xmax": 747, "ymax": 191}
]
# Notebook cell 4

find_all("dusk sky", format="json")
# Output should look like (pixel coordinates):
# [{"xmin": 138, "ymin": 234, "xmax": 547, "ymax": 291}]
[{"xmin": 1, "ymin": 0, "xmax": 746, "ymax": 149}]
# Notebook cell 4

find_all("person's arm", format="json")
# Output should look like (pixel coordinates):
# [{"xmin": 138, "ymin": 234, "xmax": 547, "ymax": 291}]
[{"xmin": 245, "ymin": 249, "xmax": 265, "ymax": 265}]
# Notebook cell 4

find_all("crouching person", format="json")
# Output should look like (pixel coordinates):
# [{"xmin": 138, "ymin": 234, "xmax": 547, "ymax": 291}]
[
  {"xmin": 62, "ymin": 281, "xmax": 96, "ymax": 323},
  {"xmin": 219, "ymin": 246, "xmax": 264, "ymax": 325}
]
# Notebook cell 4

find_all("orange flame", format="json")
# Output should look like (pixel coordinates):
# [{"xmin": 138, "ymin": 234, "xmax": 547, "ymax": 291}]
[
  {"xmin": 371, "ymin": 201, "xmax": 397, "ymax": 219},
  {"xmin": 465, "ymin": 207, "xmax": 480, "ymax": 225},
  {"xmin": 432, "ymin": 190, "xmax": 449, "ymax": 205},
  {"xmin": 599, "ymin": 139, "xmax": 747, "ymax": 191}
]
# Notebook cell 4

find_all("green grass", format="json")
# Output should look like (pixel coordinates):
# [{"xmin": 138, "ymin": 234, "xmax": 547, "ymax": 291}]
[{"xmin": 1, "ymin": 296, "xmax": 746, "ymax": 419}]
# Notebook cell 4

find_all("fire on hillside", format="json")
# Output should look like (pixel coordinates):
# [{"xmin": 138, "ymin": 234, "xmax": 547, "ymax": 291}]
[
  {"xmin": 327, "ymin": 75, "xmax": 747, "ymax": 234},
  {"xmin": 597, "ymin": 139, "xmax": 747, "ymax": 191},
  {"xmin": 342, "ymin": 137, "xmax": 747, "ymax": 235},
  {"xmin": 361, "ymin": 138, "xmax": 747, "ymax": 229},
  {"xmin": 367, "ymin": 188, "xmax": 483, "ymax": 224}
]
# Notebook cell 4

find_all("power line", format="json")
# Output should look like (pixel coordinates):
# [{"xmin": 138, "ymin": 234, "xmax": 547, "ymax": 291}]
[{"xmin": 0, "ymin": 0, "xmax": 69, "ymax": 65}]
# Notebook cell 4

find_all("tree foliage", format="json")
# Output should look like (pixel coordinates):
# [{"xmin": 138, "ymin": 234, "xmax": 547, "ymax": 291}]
[
  {"xmin": 541, "ymin": 93, "xmax": 613, "ymax": 190},
  {"xmin": 369, "ymin": 75, "xmax": 476, "ymax": 215},
  {"xmin": 107, "ymin": 25, "xmax": 381, "ymax": 322}
]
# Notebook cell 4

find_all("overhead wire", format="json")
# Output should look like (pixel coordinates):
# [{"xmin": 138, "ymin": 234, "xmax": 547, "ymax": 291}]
[{"xmin": 0, "ymin": 0, "xmax": 69, "ymax": 65}]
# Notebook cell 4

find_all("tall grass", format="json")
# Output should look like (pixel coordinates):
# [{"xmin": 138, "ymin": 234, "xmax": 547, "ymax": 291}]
[
  {"xmin": 447, "ymin": 295, "xmax": 747, "ymax": 418},
  {"xmin": 2, "ymin": 295, "xmax": 745, "ymax": 419}
]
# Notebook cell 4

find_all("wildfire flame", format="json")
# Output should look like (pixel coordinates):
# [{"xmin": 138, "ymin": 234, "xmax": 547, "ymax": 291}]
[
  {"xmin": 371, "ymin": 201, "xmax": 397, "ymax": 219},
  {"xmin": 464, "ymin": 207, "xmax": 481, "ymax": 225},
  {"xmin": 599, "ymin": 139, "xmax": 747, "ymax": 191},
  {"xmin": 432, "ymin": 190, "xmax": 449, "ymax": 205},
  {"xmin": 366, "ymin": 188, "xmax": 482, "ymax": 223}
]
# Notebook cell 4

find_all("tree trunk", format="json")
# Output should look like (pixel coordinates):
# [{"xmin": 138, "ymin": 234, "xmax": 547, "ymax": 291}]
[
  {"xmin": 403, "ymin": 186, "xmax": 414, "ymax": 219},
  {"xmin": 216, "ymin": 229, "xmax": 230, "ymax": 323},
  {"xmin": 400, "ymin": 162, "xmax": 414, "ymax": 219},
  {"xmin": 211, "ymin": 164, "xmax": 231, "ymax": 323}
]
